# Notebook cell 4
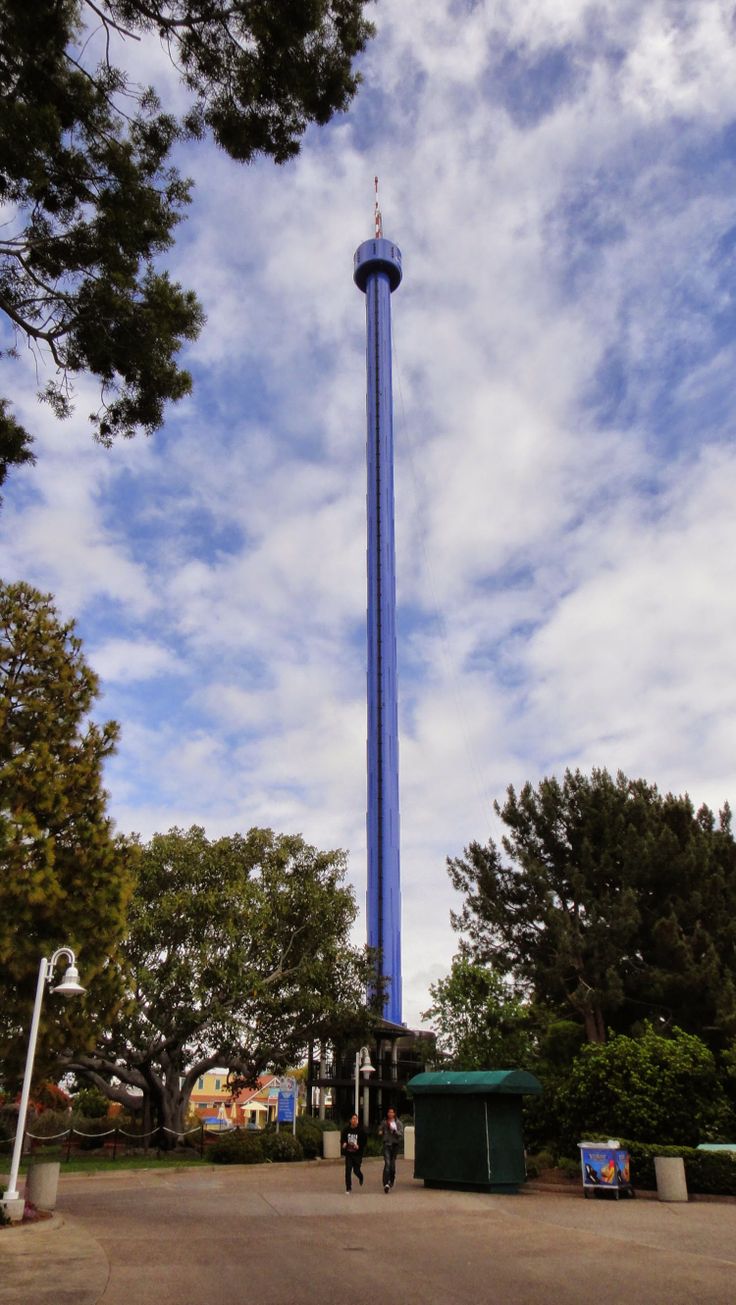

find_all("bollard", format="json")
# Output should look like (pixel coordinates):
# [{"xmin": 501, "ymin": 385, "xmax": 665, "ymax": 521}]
[
  {"xmin": 654, "ymin": 1156, "xmax": 688, "ymax": 1202},
  {"xmin": 26, "ymin": 1160, "xmax": 61, "ymax": 1211},
  {"xmin": 322, "ymin": 1130, "xmax": 341, "ymax": 1159},
  {"xmin": 403, "ymin": 1124, "xmax": 415, "ymax": 1162}
]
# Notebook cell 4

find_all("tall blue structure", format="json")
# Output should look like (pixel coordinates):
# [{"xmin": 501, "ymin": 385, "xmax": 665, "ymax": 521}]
[{"xmin": 354, "ymin": 194, "xmax": 403, "ymax": 1025}]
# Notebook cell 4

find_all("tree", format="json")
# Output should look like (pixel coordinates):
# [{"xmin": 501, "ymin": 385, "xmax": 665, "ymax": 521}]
[
  {"xmin": 0, "ymin": 580, "xmax": 137, "ymax": 1084},
  {"xmin": 0, "ymin": 0, "xmax": 374, "ymax": 474},
  {"xmin": 555, "ymin": 1025, "xmax": 735, "ymax": 1150},
  {"xmin": 64, "ymin": 825, "xmax": 375, "ymax": 1138},
  {"xmin": 448, "ymin": 769, "xmax": 736, "ymax": 1045},
  {"xmin": 422, "ymin": 956, "xmax": 535, "ymax": 1070},
  {"xmin": 0, "ymin": 400, "xmax": 34, "ymax": 504}
]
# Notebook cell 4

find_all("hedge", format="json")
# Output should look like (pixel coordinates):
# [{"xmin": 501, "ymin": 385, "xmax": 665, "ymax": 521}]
[
  {"xmin": 262, "ymin": 1132, "xmax": 304, "ymax": 1162},
  {"xmin": 619, "ymin": 1140, "xmax": 736, "ymax": 1196},
  {"xmin": 210, "ymin": 1128, "xmax": 306, "ymax": 1165},
  {"xmin": 210, "ymin": 1132, "xmax": 266, "ymax": 1165}
]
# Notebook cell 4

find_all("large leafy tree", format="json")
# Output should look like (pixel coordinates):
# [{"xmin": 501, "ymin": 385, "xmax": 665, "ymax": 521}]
[
  {"xmin": 0, "ymin": 0, "xmax": 374, "ymax": 481},
  {"xmin": 64, "ymin": 825, "xmax": 375, "ymax": 1137},
  {"xmin": 448, "ymin": 768, "xmax": 736, "ymax": 1046},
  {"xmin": 0, "ymin": 580, "xmax": 137, "ymax": 1084},
  {"xmin": 422, "ymin": 956, "xmax": 535, "ymax": 1071}
]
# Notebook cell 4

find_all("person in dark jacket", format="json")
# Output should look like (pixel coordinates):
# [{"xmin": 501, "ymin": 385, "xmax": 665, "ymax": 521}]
[
  {"xmin": 340, "ymin": 1114, "xmax": 367, "ymax": 1192},
  {"xmin": 377, "ymin": 1108, "xmax": 404, "ymax": 1192}
]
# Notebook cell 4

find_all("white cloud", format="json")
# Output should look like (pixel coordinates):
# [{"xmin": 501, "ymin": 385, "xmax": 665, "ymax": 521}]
[{"xmin": 90, "ymin": 638, "xmax": 182, "ymax": 684}]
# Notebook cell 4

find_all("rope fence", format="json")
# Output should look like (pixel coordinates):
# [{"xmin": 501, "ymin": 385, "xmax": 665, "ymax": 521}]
[{"xmin": 0, "ymin": 1121, "xmax": 215, "ymax": 1162}]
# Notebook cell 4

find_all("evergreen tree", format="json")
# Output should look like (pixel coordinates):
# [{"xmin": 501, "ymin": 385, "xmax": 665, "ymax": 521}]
[
  {"xmin": 448, "ymin": 769, "xmax": 736, "ymax": 1046},
  {"xmin": 0, "ymin": 0, "xmax": 373, "ymax": 476},
  {"xmin": 0, "ymin": 580, "xmax": 137, "ymax": 1084}
]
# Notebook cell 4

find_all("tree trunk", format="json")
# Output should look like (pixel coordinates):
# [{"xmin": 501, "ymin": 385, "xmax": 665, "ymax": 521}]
[{"xmin": 583, "ymin": 1007, "xmax": 606, "ymax": 1043}]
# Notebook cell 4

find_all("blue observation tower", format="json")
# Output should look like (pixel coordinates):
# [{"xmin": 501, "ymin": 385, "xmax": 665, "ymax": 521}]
[{"xmin": 354, "ymin": 182, "xmax": 403, "ymax": 1025}]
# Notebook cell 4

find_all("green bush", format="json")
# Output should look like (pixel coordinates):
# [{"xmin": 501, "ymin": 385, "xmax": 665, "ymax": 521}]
[
  {"xmin": 210, "ymin": 1131, "xmax": 266, "ymax": 1165},
  {"xmin": 73, "ymin": 1087, "xmax": 111, "ymax": 1119},
  {"xmin": 619, "ymin": 1141, "xmax": 736, "ymax": 1195},
  {"xmin": 294, "ymin": 1116, "xmax": 336, "ymax": 1159},
  {"xmin": 262, "ymin": 1132, "xmax": 304, "ymax": 1162},
  {"xmin": 73, "ymin": 1116, "xmax": 116, "ymax": 1151},
  {"xmin": 265, "ymin": 1115, "xmax": 338, "ymax": 1159},
  {"xmin": 556, "ymin": 1026, "xmax": 734, "ymax": 1151},
  {"xmin": 557, "ymin": 1157, "xmax": 580, "ymax": 1180},
  {"xmin": 26, "ymin": 1110, "xmax": 71, "ymax": 1140}
]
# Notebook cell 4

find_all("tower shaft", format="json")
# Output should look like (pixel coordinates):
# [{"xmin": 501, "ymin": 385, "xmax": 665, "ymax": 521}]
[{"xmin": 354, "ymin": 236, "xmax": 403, "ymax": 1024}]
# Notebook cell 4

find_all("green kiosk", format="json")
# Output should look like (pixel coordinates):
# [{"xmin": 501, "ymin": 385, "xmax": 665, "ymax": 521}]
[{"xmin": 408, "ymin": 1070, "xmax": 542, "ymax": 1193}]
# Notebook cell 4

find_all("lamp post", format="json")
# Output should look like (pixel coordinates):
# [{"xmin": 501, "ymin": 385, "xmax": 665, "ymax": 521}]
[
  {"xmin": 3, "ymin": 947, "xmax": 85, "ymax": 1207},
  {"xmin": 354, "ymin": 1045, "xmax": 375, "ymax": 1123}
]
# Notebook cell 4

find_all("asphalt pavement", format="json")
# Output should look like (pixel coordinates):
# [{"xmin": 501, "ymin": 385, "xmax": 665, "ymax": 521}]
[{"xmin": 2, "ymin": 1158, "xmax": 736, "ymax": 1305}]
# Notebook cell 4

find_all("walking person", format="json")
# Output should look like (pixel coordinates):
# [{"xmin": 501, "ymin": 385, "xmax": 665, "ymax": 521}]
[
  {"xmin": 378, "ymin": 1107, "xmax": 403, "ymax": 1192},
  {"xmin": 340, "ymin": 1113, "xmax": 367, "ymax": 1193}
]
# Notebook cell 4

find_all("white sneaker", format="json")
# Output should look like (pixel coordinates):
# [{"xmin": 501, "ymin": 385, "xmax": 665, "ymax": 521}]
[{"xmin": 384, "ymin": 1183, "xmax": 390, "ymax": 1193}]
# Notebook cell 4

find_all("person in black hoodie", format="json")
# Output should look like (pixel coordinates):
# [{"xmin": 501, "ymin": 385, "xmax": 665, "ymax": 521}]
[{"xmin": 340, "ymin": 1113, "xmax": 367, "ymax": 1192}]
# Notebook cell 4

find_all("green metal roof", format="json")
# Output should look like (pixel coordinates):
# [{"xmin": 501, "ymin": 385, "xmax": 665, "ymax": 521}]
[{"xmin": 407, "ymin": 1070, "xmax": 542, "ymax": 1096}]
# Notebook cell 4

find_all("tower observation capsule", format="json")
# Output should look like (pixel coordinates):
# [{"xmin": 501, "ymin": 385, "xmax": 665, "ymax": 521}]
[{"xmin": 354, "ymin": 228, "xmax": 403, "ymax": 1025}]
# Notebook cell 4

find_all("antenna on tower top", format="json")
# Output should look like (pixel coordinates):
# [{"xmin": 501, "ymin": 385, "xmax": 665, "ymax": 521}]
[{"xmin": 374, "ymin": 175, "xmax": 382, "ymax": 239}]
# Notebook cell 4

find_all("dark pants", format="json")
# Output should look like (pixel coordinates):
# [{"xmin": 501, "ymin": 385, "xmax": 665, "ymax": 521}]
[
  {"xmin": 345, "ymin": 1151, "xmax": 363, "ymax": 1191},
  {"xmin": 382, "ymin": 1143, "xmax": 400, "ymax": 1188}
]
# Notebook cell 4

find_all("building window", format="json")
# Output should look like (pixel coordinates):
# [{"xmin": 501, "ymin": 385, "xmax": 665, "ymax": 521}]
[{"xmin": 197, "ymin": 1078, "xmax": 204, "ymax": 1090}]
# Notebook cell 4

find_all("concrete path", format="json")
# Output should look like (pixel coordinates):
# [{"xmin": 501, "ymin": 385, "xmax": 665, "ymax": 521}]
[{"xmin": 2, "ymin": 1159, "xmax": 736, "ymax": 1304}]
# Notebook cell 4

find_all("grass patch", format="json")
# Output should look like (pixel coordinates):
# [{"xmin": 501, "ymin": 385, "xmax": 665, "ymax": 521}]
[{"xmin": 1, "ymin": 1152, "xmax": 207, "ymax": 1178}]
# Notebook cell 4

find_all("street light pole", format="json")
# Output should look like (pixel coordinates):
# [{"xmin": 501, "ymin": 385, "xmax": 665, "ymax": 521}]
[
  {"xmin": 3, "ymin": 948, "xmax": 85, "ymax": 1205},
  {"xmin": 353, "ymin": 1045, "xmax": 375, "ymax": 1120}
]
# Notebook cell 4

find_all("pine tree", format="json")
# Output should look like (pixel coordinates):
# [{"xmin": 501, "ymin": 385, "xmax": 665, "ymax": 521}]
[
  {"xmin": 0, "ymin": 580, "xmax": 137, "ymax": 1084},
  {"xmin": 448, "ymin": 769, "xmax": 736, "ymax": 1046},
  {"xmin": 0, "ymin": 0, "xmax": 374, "ymax": 479}
]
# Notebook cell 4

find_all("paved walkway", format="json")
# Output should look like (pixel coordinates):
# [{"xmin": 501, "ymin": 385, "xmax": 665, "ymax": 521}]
[{"xmin": 2, "ymin": 1159, "xmax": 736, "ymax": 1304}]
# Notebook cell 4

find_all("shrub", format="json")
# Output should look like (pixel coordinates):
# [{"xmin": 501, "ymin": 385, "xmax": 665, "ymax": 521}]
[
  {"xmin": 262, "ymin": 1132, "xmax": 304, "ymax": 1163},
  {"xmin": 620, "ymin": 1141, "xmax": 736, "ymax": 1196},
  {"xmin": 33, "ymin": 1082, "xmax": 71, "ymax": 1112},
  {"xmin": 556, "ymin": 1026, "xmax": 734, "ymax": 1151},
  {"xmin": 294, "ymin": 1116, "xmax": 336, "ymax": 1159},
  {"xmin": 73, "ymin": 1087, "xmax": 111, "ymax": 1119},
  {"xmin": 265, "ymin": 1115, "xmax": 338, "ymax": 1159},
  {"xmin": 26, "ymin": 1110, "xmax": 71, "ymax": 1140},
  {"xmin": 557, "ymin": 1157, "xmax": 580, "ymax": 1181},
  {"xmin": 73, "ymin": 1116, "xmax": 116, "ymax": 1151},
  {"xmin": 210, "ymin": 1131, "xmax": 266, "ymax": 1165}
]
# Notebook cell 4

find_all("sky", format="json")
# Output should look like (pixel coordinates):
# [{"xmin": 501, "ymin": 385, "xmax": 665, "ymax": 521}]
[{"xmin": 3, "ymin": 0, "xmax": 736, "ymax": 1028}]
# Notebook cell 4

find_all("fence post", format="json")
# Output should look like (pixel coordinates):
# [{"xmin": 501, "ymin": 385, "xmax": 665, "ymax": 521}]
[
  {"xmin": 112, "ymin": 1127, "xmax": 118, "ymax": 1161},
  {"xmin": 65, "ymin": 1128, "xmax": 73, "ymax": 1163},
  {"xmin": 200, "ymin": 1122, "xmax": 204, "ymax": 1159}
]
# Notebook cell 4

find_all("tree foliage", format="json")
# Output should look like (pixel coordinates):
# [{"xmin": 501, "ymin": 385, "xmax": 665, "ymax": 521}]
[
  {"xmin": 422, "ymin": 956, "xmax": 534, "ymax": 1070},
  {"xmin": 0, "ymin": 580, "xmax": 137, "ymax": 1084},
  {"xmin": 65, "ymin": 824, "xmax": 375, "ymax": 1136},
  {"xmin": 0, "ymin": 0, "xmax": 373, "ymax": 475},
  {"xmin": 555, "ymin": 1025, "xmax": 734, "ymax": 1150},
  {"xmin": 448, "ymin": 768, "xmax": 736, "ymax": 1046}
]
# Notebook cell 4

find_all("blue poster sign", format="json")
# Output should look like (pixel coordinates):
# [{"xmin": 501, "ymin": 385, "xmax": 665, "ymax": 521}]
[{"xmin": 277, "ymin": 1091, "xmax": 295, "ymax": 1123}]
